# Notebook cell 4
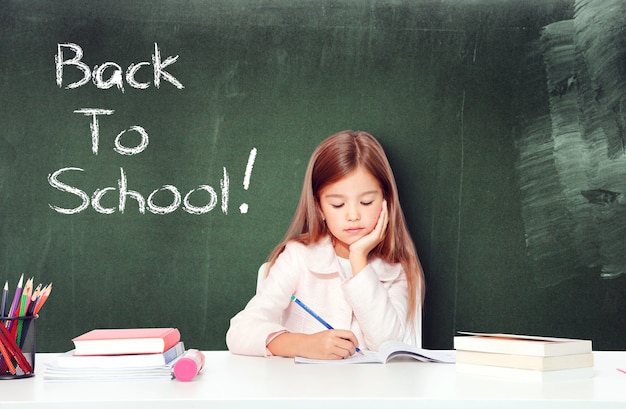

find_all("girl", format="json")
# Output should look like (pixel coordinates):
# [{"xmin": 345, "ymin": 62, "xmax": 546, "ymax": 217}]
[{"xmin": 226, "ymin": 130, "xmax": 424, "ymax": 359}]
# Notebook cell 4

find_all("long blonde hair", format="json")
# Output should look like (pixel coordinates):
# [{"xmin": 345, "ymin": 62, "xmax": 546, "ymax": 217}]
[{"xmin": 267, "ymin": 130, "xmax": 424, "ymax": 321}]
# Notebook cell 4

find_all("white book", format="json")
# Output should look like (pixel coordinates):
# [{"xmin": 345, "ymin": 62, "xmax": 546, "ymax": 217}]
[
  {"xmin": 456, "ymin": 350, "xmax": 594, "ymax": 371},
  {"xmin": 456, "ymin": 362, "xmax": 595, "ymax": 381},
  {"xmin": 43, "ymin": 356, "xmax": 178, "ymax": 382},
  {"xmin": 42, "ymin": 367, "xmax": 174, "ymax": 382},
  {"xmin": 48, "ymin": 341, "xmax": 185, "ymax": 369},
  {"xmin": 454, "ymin": 332, "xmax": 592, "ymax": 357}
]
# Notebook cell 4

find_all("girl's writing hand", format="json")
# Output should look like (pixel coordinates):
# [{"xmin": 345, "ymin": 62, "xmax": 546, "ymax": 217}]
[
  {"xmin": 300, "ymin": 330, "xmax": 360, "ymax": 360},
  {"xmin": 349, "ymin": 200, "xmax": 388, "ymax": 273}
]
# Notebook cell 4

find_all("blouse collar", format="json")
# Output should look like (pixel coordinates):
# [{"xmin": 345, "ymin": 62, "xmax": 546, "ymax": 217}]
[{"xmin": 301, "ymin": 236, "xmax": 402, "ymax": 281}]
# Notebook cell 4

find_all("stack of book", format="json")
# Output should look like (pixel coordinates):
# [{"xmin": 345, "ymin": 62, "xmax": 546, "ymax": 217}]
[
  {"xmin": 454, "ymin": 332, "xmax": 594, "ymax": 381},
  {"xmin": 44, "ymin": 327, "xmax": 184, "ymax": 382}
]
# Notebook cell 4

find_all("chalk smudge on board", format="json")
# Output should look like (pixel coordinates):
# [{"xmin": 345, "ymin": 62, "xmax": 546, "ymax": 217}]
[{"xmin": 515, "ymin": 0, "xmax": 626, "ymax": 287}]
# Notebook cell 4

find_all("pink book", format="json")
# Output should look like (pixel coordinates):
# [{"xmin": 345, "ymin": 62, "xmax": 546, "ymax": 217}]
[{"xmin": 72, "ymin": 328, "xmax": 181, "ymax": 356}]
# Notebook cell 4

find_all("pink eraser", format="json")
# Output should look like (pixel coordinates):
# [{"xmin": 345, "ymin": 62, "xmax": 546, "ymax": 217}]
[
  {"xmin": 174, "ymin": 357, "xmax": 198, "ymax": 381},
  {"xmin": 173, "ymin": 350, "xmax": 205, "ymax": 382}
]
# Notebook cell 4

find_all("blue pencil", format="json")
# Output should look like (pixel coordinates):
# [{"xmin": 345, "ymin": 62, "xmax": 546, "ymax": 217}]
[
  {"xmin": 290, "ymin": 295, "xmax": 361, "ymax": 353},
  {"xmin": 1, "ymin": 281, "xmax": 7, "ymax": 317}
]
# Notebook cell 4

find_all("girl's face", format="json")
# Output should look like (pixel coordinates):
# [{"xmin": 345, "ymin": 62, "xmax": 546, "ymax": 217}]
[{"xmin": 318, "ymin": 166, "xmax": 384, "ymax": 258}]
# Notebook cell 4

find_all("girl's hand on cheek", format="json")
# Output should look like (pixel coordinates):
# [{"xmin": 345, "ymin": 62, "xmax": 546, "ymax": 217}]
[
  {"xmin": 349, "ymin": 200, "xmax": 388, "ymax": 273},
  {"xmin": 350, "ymin": 200, "xmax": 388, "ymax": 255}
]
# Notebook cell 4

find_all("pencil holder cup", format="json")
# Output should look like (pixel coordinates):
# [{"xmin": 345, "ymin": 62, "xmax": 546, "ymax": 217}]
[{"xmin": 0, "ymin": 315, "xmax": 38, "ymax": 379}]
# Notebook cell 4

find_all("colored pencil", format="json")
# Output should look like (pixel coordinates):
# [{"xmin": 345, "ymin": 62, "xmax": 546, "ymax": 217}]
[
  {"xmin": 33, "ymin": 283, "xmax": 52, "ymax": 315},
  {"xmin": 18, "ymin": 277, "xmax": 33, "ymax": 317},
  {"xmin": 27, "ymin": 285, "xmax": 41, "ymax": 316},
  {"xmin": 18, "ymin": 283, "xmax": 47, "ymax": 348},
  {"xmin": 7, "ymin": 274, "xmax": 23, "ymax": 319},
  {"xmin": 1, "ymin": 281, "xmax": 7, "ymax": 317},
  {"xmin": 5, "ymin": 275, "xmax": 23, "ymax": 334},
  {"xmin": 0, "ymin": 275, "xmax": 51, "ymax": 375},
  {"xmin": 0, "ymin": 281, "xmax": 7, "ymax": 372},
  {"xmin": 0, "ymin": 320, "xmax": 32, "ymax": 373},
  {"xmin": 16, "ymin": 278, "xmax": 33, "ymax": 343},
  {"xmin": 0, "ymin": 338, "xmax": 16, "ymax": 375}
]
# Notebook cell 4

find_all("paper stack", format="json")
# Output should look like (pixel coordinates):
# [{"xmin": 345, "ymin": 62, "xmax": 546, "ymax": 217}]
[
  {"xmin": 454, "ymin": 332, "xmax": 594, "ymax": 381},
  {"xmin": 44, "ymin": 328, "xmax": 184, "ymax": 382}
]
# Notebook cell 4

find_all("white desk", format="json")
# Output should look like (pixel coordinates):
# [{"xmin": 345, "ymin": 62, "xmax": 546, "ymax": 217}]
[{"xmin": 3, "ymin": 351, "xmax": 626, "ymax": 408}]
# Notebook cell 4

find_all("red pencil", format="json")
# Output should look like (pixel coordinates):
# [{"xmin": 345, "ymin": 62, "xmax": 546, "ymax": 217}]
[
  {"xmin": 0, "ymin": 322, "xmax": 32, "ymax": 373},
  {"xmin": 0, "ymin": 339, "xmax": 16, "ymax": 375}
]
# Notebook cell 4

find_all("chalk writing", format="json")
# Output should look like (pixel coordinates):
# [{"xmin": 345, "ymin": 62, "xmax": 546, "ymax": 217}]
[
  {"xmin": 55, "ymin": 43, "xmax": 184, "ymax": 91},
  {"xmin": 48, "ymin": 167, "xmax": 226, "ymax": 215},
  {"xmin": 73, "ymin": 109, "xmax": 150, "ymax": 156},
  {"xmin": 48, "ymin": 43, "xmax": 256, "ymax": 216},
  {"xmin": 239, "ymin": 148, "xmax": 257, "ymax": 214}
]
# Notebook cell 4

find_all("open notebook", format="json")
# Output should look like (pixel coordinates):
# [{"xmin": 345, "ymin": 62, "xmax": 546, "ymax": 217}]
[{"xmin": 295, "ymin": 340, "xmax": 456, "ymax": 364}]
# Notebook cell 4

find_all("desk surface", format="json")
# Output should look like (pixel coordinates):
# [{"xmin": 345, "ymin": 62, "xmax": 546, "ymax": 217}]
[{"xmin": 3, "ymin": 351, "xmax": 626, "ymax": 409}]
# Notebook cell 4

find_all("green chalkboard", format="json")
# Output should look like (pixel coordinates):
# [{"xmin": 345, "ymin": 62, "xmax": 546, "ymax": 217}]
[{"xmin": 2, "ymin": 0, "xmax": 625, "ymax": 352}]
